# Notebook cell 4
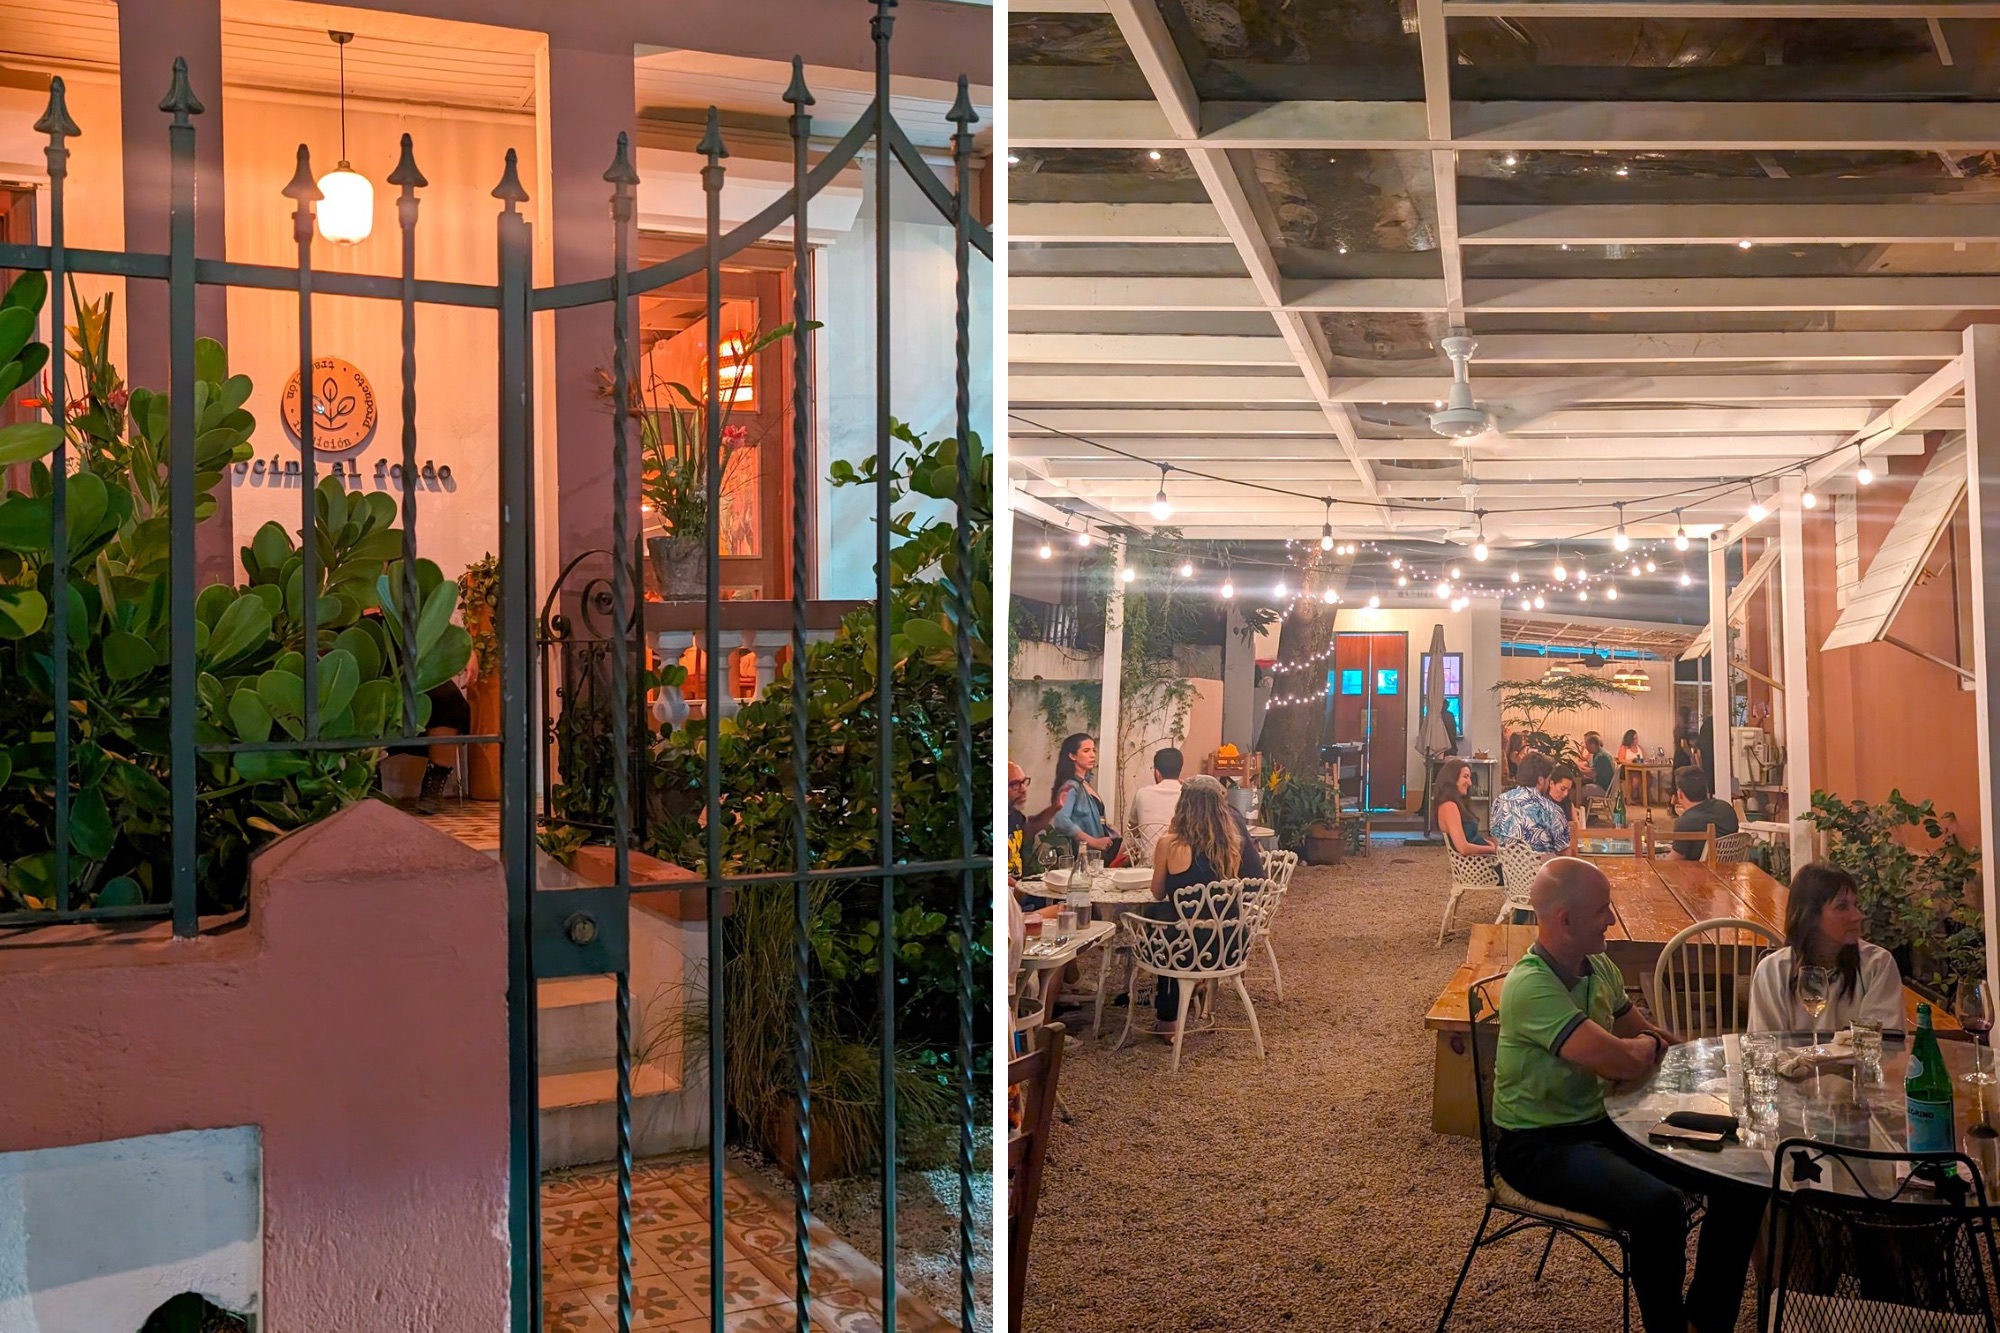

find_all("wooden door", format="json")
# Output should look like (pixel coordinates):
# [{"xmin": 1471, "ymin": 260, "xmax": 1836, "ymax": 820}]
[{"xmin": 1365, "ymin": 632, "xmax": 1409, "ymax": 810}]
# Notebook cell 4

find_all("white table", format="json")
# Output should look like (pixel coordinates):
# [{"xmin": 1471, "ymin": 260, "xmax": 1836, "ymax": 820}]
[{"xmin": 1019, "ymin": 918, "xmax": 1114, "ymax": 972}]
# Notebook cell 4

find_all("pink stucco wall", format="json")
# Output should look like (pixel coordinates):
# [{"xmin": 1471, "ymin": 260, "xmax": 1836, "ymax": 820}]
[{"xmin": 0, "ymin": 800, "xmax": 512, "ymax": 1330}]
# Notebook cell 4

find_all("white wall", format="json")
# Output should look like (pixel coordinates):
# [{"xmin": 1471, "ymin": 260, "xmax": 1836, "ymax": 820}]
[
  {"xmin": 1499, "ymin": 657, "xmax": 1678, "ymax": 757},
  {"xmin": 0, "ymin": 1126, "xmax": 261, "ymax": 1332},
  {"xmin": 815, "ymin": 158, "xmax": 992, "ymax": 600}
]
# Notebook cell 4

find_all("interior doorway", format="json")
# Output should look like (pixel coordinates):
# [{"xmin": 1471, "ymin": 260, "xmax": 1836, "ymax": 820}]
[{"xmin": 1331, "ymin": 631, "xmax": 1409, "ymax": 813}]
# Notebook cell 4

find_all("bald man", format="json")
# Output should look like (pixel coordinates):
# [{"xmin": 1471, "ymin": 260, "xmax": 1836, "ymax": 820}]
[{"xmin": 1489, "ymin": 859, "xmax": 1761, "ymax": 1333}]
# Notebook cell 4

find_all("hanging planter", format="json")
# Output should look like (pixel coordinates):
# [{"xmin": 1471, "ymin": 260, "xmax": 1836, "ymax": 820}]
[{"xmin": 647, "ymin": 535, "xmax": 707, "ymax": 602}]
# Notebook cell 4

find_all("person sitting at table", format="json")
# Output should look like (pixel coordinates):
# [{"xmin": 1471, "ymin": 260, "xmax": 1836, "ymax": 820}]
[
  {"xmin": 1503, "ymin": 730, "xmax": 1527, "ymax": 782},
  {"xmin": 1432, "ymin": 758, "xmax": 1494, "ymax": 857},
  {"xmin": 1126, "ymin": 747, "xmax": 1184, "ymax": 866},
  {"xmin": 1616, "ymin": 728, "xmax": 1647, "ymax": 804},
  {"xmin": 1488, "ymin": 752, "xmax": 1571, "ymax": 854},
  {"xmin": 1581, "ymin": 731, "xmax": 1614, "ymax": 800},
  {"xmin": 1145, "ymin": 774, "xmax": 1263, "ymax": 1040},
  {"xmin": 1494, "ymin": 858, "xmax": 1762, "ymax": 1333},
  {"xmin": 1050, "ymin": 732, "xmax": 1121, "ymax": 862},
  {"xmin": 1747, "ymin": 862, "xmax": 1904, "ymax": 1036},
  {"xmin": 1667, "ymin": 767, "xmax": 1738, "ymax": 861},
  {"xmin": 1548, "ymin": 762, "xmax": 1579, "ymax": 819}
]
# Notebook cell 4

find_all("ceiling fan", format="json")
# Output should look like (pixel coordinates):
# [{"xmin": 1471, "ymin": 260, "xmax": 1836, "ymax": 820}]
[{"xmin": 1355, "ymin": 334, "xmax": 1651, "ymax": 442}]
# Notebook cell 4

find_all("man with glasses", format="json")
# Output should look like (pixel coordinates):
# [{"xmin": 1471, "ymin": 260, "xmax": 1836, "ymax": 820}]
[{"xmin": 1007, "ymin": 762, "xmax": 1057, "ymax": 878}]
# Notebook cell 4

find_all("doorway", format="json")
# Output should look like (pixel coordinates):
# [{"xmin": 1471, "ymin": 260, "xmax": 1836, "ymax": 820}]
[{"xmin": 1331, "ymin": 631, "xmax": 1409, "ymax": 813}]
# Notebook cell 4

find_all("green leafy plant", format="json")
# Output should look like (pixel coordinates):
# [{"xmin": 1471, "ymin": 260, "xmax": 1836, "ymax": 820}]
[
  {"xmin": 1803, "ymin": 789, "xmax": 1984, "ymax": 996},
  {"xmin": 457, "ymin": 551, "xmax": 499, "ymax": 681},
  {"xmin": 1492, "ymin": 671, "xmax": 1634, "ymax": 768},
  {"xmin": 0, "ymin": 273, "xmax": 469, "ymax": 914},
  {"xmin": 1261, "ymin": 764, "xmax": 1337, "ymax": 853}
]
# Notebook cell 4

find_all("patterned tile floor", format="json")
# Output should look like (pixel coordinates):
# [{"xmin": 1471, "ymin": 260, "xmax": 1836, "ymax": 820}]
[{"xmin": 542, "ymin": 1154, "xmax": 951, "ymax": 1332}]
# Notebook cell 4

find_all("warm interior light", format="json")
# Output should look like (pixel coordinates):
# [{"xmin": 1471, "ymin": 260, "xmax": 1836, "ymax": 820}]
[
  {"xmin": 1858, "ymin": 461, "xmax": 1875, "ymax": 486},
  {"xmin": 1179, "ymin": 560, "xmax": 1194, "ymax": 578},
  {"xmin": 1552, "ymin": 562, "xmax": 1568, "ymax": 582},
  {"xmin": 1801, "ymin": 487, "xmax": 1818, "ymax": 509},
  {"xmin": 317, "ymin": 164, "xmax": 373, "ymax": 245},
  {"xmin": 1472, "ymin": 541, "xmax": 1489, "ymax": 562},
  {"xmin": 1037, "ymin": 542, "xmax": 1053, "ymax": 560},
  {"xmin": 1220, "ymin": 579, "xmax": 1234, "ymax": 599}
]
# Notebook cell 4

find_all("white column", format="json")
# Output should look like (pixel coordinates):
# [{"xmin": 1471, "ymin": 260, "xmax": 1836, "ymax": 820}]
[
  {"xmin": 1706, "ymin": 538, "xmax": 1736, "ymax": 804},
  {"xmin": 1099, "ymin": 536, "xmax": 1127, "ymax": 821},
  {"xmin": 651, "ymin": 632, "xmax": 693, "ymax": 728},
  {"xmin": 1960, "ymin": 323, "xmax": 2000, "ymax": 1004},
  {"xmin": 1777, "ymin": 476, "xmax": 1815, "ymax": 870}
]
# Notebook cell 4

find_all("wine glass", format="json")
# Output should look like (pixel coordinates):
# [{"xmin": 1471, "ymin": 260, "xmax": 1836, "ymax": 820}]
[
  {"xmin": 1798, "ymin": 966, "xmax": 1833, "ymax": 1056},
  {"xmin": 1959, "ymin": 977, "xmax": 1995, "ymax": 1085}
]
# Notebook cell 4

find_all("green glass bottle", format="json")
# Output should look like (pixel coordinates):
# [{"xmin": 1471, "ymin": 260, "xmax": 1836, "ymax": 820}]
[
  {"xmin": 1907, "ymin": 1003, "xmax": 1957, "ymax": 1163},
  {"xmin": 1611, "ymin": 779, "xmax": 1627, "ymax": 829}
]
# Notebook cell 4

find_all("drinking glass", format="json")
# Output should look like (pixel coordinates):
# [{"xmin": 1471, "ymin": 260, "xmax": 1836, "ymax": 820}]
[
  {"xmin": 1959, "ymin": 977, "xmax": 1995, "ymax": 1085},
  {"xmin": 1081, "ymin": 845, "xmax": 1105, "ymax": 878},
  {"xmin": 1849, "ymin": 1018, "xmax": 1884, "ymax": 1083},
  {"xmin": 1740, "ymin": 1033, "xmax": 1782, "ymax": 1121},
  {"xmin": 1799, "ymin": 966, "xmax": 1834, "ymax": 1056},
  {"xmin": 1055, "ymin": 906, "xmax": 1076, "ymax": 941}
]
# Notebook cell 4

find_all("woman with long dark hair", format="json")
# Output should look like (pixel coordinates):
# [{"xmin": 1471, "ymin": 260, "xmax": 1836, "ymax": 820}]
[
  {"xmin": 1747, "ymin": 863, "xmax": 1903, "ymax": 1034},
  {"xmin": 1145, "ymin": 775, "xmax": 1263, "ymax": 1037},
  {"xmin": 1431, "ymin": 758, "xmax": 1494, "ymax": 857},
  {"xmin": 1050, "ymin": 732, "xmax": 1117, "ymax": 856}
]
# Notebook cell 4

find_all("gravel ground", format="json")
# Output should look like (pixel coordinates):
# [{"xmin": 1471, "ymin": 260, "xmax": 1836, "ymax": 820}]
[
  {"xmin": 734, "ymin": 1131, "xmax": 995, "ymax": 1332},
  {"xmin": 1019, "ymin": 844, "xmax": 1754, "ymax": 1333}
]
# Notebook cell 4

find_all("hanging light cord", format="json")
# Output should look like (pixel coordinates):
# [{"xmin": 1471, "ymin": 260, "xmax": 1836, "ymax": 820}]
[{"xmin": 339, "ymin": 38, "xmax": 348, "ymax": 161}]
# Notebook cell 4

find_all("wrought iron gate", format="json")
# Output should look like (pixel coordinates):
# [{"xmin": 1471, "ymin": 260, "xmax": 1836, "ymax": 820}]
[{"xmin": 0, "ymin": 3, "xmax": 992, "ymax": 1329}]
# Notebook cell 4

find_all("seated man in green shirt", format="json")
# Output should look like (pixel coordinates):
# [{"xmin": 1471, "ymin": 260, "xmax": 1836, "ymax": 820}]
[
  {"xmin": 1492, "ymin": 858, "xmax": 1761, "ymax": 1333},
  {"xmin": 1581, "ymin": 731, "xmax": 1615, "ymax": 800},
  {"xmin": 1668, "ymin": 767, "xmax": 1738, "ymax": 861}
]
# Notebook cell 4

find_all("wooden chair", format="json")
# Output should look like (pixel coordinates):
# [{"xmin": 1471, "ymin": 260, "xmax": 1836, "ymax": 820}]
[
  {"xmin": 1636, "ymin": 819, "xmax": 1715, "ymax": 864},
  {"xmin": 1650, "ymin": 917, "xmax": 1778, "ymax": 1041},
  {"xmin": 1008, "ymin": 1022, "xmax": 1067, "ymax": 1333}
]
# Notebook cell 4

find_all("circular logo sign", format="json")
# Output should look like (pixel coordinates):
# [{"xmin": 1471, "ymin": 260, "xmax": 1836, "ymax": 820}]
[{"xmin": 281, "ymin": 357, "xmax": 377, "ymax": 452}]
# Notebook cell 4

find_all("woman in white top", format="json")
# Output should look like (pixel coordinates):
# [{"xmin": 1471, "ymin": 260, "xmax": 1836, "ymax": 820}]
[{"xmin": 1747, "ymin": 862, "xmax": 1904, "ymax": 1035}]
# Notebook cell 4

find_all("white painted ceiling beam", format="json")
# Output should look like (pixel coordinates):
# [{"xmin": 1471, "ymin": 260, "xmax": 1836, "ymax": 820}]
[
  {"xmin": 1461, "ymin": 204, "xmax": 2000, "ymax": 246},
  {"xmin": 1011, "ymin": 100, "xmax": 2000, "ymax": 151},
  {"xmin": 1012, "ymin": 371, "xmax": 1929, "ymax": 404},
  {"xmin": 1007, "ymin": 332, "xmax": 1298, "ymax": 365},
  {"xmin": 1444, "ymin": 0, "xmax": 2000, "ymax": 15},
  {"xmin": 1008, "ymin": 202, "xmax": 1232, "ymax": 244},
  {"xmin": 1012, "ymin": 433, "xmax": 1925, "ymax": 463},
  {"xmin": 1010, "ymin": 405, "xmax": 1960, "ymax": 437},
  {"xmin": 1468, "ymin": 331, "xmax": 1964, "ymax": 364},
  {"xmin": 1467, "ymin": 276, "xmax": 2000, "ymax": 312}
]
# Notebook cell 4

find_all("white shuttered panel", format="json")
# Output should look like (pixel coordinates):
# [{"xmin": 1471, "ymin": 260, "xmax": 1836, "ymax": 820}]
[{"xmin": 1822, "ymin": 438, "xmax": 1968, "ymax": 652}]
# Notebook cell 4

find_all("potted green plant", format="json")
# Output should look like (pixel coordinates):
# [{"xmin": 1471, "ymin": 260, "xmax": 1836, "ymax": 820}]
[
  {"xmin": 1265, "ymin": 766, "xmax": 1341, "ymax": 865},
  {"xmin": 597, "ymin": 323, "xmax": 810, "ymax": 600}
]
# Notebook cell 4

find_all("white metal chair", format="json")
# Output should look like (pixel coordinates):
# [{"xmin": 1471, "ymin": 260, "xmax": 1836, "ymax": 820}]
[
  {"xmin": 1494, "ymin": 842, "xmax": 1547, "ymax": 926},
  {"xmin": 1440, "ymin": 849, "xmax": 1502, "ymax": 945},
  {"xmin": 1243, "ymin": 870, "xmax": 1290, "ymax": 1002},
  {"xmin": 1117, "ymin": 878, "xmax": 1265, "ymax": 1073},
  {"xmin": 1650, "ymin": 917, "xmax": 1779, "ymax": 1041},
  {"xmin": 1264, "ymin": 849, "xmax": 1299, "ymax": 892}
]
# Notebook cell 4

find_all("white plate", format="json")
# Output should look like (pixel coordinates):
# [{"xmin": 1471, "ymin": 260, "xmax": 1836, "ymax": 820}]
[
  {"xmin": 1043, "ymin": 867, "xmax": 1072, "ymax": 889},
  {"xmin": 1110, "ymin": 867, "xmax": 1152, "ymax": 888}
]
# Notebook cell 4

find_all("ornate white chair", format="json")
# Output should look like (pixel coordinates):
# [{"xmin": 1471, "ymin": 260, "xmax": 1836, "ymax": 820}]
[
  {"xmin": 1264, "ymin": 849, "xmax": 1299, "ymax": 892},
  {"xmin": 1440, "ymin": 849, "xmax": 1501, "ymax": 945},
  {"xmin": 1651, "ymin": 917, "xmax": 1779, "ymax": 1041},
  {"xmin": 1713, "ymin": 830, "xmax": 1755, "ymax": 865},
  {"xmin": 1494, "ymin": 842, "xmax": 1548, "ymax": 925},
  {"xmin": 1117, "ymin": 878, "xmax": 1265, "ymax": 1073}
]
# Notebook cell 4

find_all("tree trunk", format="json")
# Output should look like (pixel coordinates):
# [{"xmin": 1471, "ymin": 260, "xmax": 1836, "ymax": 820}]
[{"xmin": 1257, "ymin": 555, "xmax": 1346, "ymax": 779}]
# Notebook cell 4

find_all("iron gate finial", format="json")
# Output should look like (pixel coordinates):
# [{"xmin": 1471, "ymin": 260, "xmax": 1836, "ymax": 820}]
[
  {"xmin": 783, "ymin": 55, "xmax": 815, "ymax": 110},
  {"xmin": 282, "ymin": 144, "xmax": 323, "ymax": 203},
  {"xmin": 159, "ymin": 57, "xmax": 204, "ymax": 123},
  {"xmin": 696, "ymin": 107, "xmax": 729, "ymax": 163},
  {"xmin": 34, "ymin": 77, "xmax": 79, "ymax": 140},
  {"xmin": 388, "ymin": 133, "xmax": 428, "ymax": 190},
  {"xmin": 492, "ymin": 148, "xmax": 529, "ymax": 209}
]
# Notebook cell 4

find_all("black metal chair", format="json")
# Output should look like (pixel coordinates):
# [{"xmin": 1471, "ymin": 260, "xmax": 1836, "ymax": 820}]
[
  {"xmin": 1762, "ymin": 1139, "xmax": 2000, "ymax": 1333},
  {"xmin": 1436, "ymin": 973, "xmax": 1637, "ymax": 1333}
]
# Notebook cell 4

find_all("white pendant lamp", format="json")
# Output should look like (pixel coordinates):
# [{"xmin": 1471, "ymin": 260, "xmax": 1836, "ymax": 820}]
[{"xmin": 316, "ymin": 32, "xmax": 373, "ymax": 245}]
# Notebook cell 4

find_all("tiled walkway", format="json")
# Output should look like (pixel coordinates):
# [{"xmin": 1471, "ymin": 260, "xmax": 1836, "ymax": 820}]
[{"xmin": 542, "ymin": 1154, "xmax": 951, "ymax": 1332}]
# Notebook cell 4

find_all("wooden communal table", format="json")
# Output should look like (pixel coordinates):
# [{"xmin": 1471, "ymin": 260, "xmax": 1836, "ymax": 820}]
[{"xmin": 1425, "ymin": 854, "xmax": 1949, "ymax": 1136}]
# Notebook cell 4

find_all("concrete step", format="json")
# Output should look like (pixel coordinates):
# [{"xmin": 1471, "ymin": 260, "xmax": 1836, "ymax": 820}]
[
  {"xmin": 538, "ymin": 1058, "xmax": 703, "ymax": 1169},
  {"xmin": 537, "ymin": 976, "xmax": 618, "ymax": 1070}
]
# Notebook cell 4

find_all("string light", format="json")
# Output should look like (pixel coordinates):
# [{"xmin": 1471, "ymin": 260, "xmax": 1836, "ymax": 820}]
[
  {"xmin": 1801, "ymin": 482, "xmax": 1818, "ymax": 510},
  {"xmin": 1075, "ymin": 525, "xmax": 1091, "ymax": 548},
  {"xmin": 1435, "ymin": 580, "xmax": 1452, "ymax": 599},
  {"xmin": 1644, "ymin": 559, "xmax": 1656, "ymax": 573},
  {"xmin": 1390, "ymin": 557, "xmax": 1403, "ymax": 571},
  {"xmin": 1747, "ymin": 480, "xmax": 1767, "ymax": 523},
  {"xmin": 1612, "ymin": 502, "xmax": 1629, "ymax": 551},
  {"xmin": 1679, "ymin": 565, "xmax": 1693, "ymax": 588},
  {"xmin": 1151, "ymin": 465, "xmax": 1172, "ymax": 521},
  {"xmin": 1179, "ymin": 560, "xmax": 1194, "ymax": 578},
  {"xmin": 1552, "ymin": 546, "xmax": 1568, "ymax": 582},
  {"xmin": 1120, "ymin": 565, "xmax": 1136, "ymax": 583},
  {"xmin": 1220, "ymin": 577, "xmax": 1235, "ymax": 599},
  {"xmin": 1322, "ymin": 588, "xmax": 1339, "ymax": 605},
  {"xmin": 1674, "ymin": 510, "xmax": 1690, "ymax": 551},
  {"xmin": 1320, "ymin": 499, "xmax": 1334, "ymax": 551},
  {"xmin": 1473, "ymin": 510, "xmax": 1489, "ymax": 562},
  {"xmin": 1367, "ymin": 593, "xmax": 1381, "ymax": 609},
  {"xmin": 1856, "ymin": 444, "xmax": 1874, "ymax": 487},
  {"xmin": 1273, "ymin": 578, "xmax": 1287, "ymax": 598},
  {"xmin": 1509, "ymin": 569, "xmax": 1521, "ymax": 584},
  {"xmin": 1605, "ymin": 584, "xmax": 1619, "ymax": 601},
  {"xmin": 1450, "ymin": 566, "xmax": 1463, "ymax": 579},
  {"xmin": 1534, "ymin": 595, "xmax": 1545, "ymax": 609},
  {"xmin": 1037, "ymin": 540, "xmax": 1053, "ymax": 560},
  {"xmin": 1397, "ymin": 574, "xmax": 1410, "ymax": 587}
]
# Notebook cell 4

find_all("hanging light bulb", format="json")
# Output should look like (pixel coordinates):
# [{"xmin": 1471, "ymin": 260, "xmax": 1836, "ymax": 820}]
[
  {"xmin": 1673, "ymin": 510, "xmax": 1690, "ymax": 551},
  {"xmin": 1076, "ymin": 528, "xmax": 1091, "ymax": 548},
  {"xmin": 1520, "ymin": 596, "xmax": 1534, "ymax": 610},
  {"xmin": 315, "ymin": 33, "xmax": 374, "ymax": 245},
  {"xmin": 1450, "ymin": 566, "xmax": 1463, "ymax": 580},
  {"xmin": 1472, "ymin": 509, "xmax": 1490, "ymax": 561},
  {"xmin": 1179, "ymin": 560, "xmax": 1194, "ymax": 578},
  {"xmin": 1367, "ymin": 593, "xmax": 1381, "ymax": 609},
  {"xmin": 1508, "ymin": 569, "xmax": 1521, "ymax": 584},
  {"xmin": 1435, "ymin": 580, "xmax": 1451, "ymax": 599},
  {"xmin": 1612, "ymin": 502, "xmax": 1630, "ymax": 551},
  {"xmin": 1856, "ymin": 444, "xmax": 1874, "ymax": 487},
  {"xmin": 1320, "ymin": 498, "xmax": 1334, "ymax": 551},
  {"xmin": 1322, "ymin": 588, "xmax": 1339, "ymax": 605},
  {"xmin": 1552, "ymin": 555, "xmax": 1568, "ymax": 582},
  {"xmin": 1120, "ymin": 565, "xmax": 1136, "ymax": 583},
  {"xmin": 1390, "ymin": 557, "xmax": 1403, "ymax": 571},
  {"xmin": 1802, "ymin": 485, "xmax": 1818, "ymax": 510},
  {"xmin": 1679, "ymin": 567, "xmax": 1693, "ymax": 588},
  {"xmin": 1533, "ymin": 595, "xmax": 1546, "ymax": 610},
  {"xmin": 1037, "ymin": 541, "xmax": 1053, "ymax": 561},
  {"xmin": 1605, "ymin": 584, "xmax": 1619, "ymax": 601},
  {"xmin": 1579, "ymin": 588, "xmax": 1590, "ymax": 602},
  {"xmin": 1644, "ymin": 559, "xmax": 1656, "ymax": 573},
  {"xmin": 1274, "ymin": 578, "xmax": 1288, "ymax": 598},
  {"xmin": 1220, "ymin": 577, "xmax": 1235, "ymax": 599},
  {"xmin": 1397, "ymin": 574, "xmax": 1410, "ymax": 588},
  {"xmin": 1151, "ymin": 465, "xmax": 1172, "ymax": 521},
  {"xmin": 1747, "ymin": 481, "xmax": 1767, "ymax": 524}
]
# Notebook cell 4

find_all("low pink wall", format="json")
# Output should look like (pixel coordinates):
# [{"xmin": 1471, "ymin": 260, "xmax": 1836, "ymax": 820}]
[{"xmin": 0, "ymin": 800, "xmax": 512, "ymax": 1330}]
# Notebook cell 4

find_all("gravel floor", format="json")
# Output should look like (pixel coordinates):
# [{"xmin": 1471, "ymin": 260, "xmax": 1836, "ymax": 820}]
[{"xmin": 1019, "ymin": 843, "xmax": 1754, "ymax": 1333}]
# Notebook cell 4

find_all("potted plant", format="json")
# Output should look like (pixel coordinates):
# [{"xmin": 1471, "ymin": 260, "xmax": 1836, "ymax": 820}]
[
  {"xmin": 457, "ymin": 552, "xmax": 501, "ymax": 799},
  {"xmin": 596, "ymin": 323, "xmax": 810, "ymax": 600},
  {"xmin": 1265, "ymin": 766, "xmax": 1341, "ymax": 865}
]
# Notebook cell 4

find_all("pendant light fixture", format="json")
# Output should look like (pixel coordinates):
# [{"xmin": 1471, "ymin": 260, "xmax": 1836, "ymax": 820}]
[
  {"xmin": 1151, "ymin": 464, "xmax": 1172, "ymax": 521},
  {"xmin": 316, "ymin": 32, "xmax": 373, "ymax": 244},
  {"xmin": 1673, "ymin": 509, "xmax": 1690, "ymax": 551},
  {"xmin": 1320, "ymin": 498, "xmax": 1334, "ymax": 551},
  {"xmin": 1611, "ymin": 502, "xmax": 1630, "ymax": 551},
  {"xmin": 1856, "ymin": 443, "xmax": 1874, "ymax": 487},
  {"xmin": 1471, "ymin": 510, "xmax": 1489, "ymax": 562}
]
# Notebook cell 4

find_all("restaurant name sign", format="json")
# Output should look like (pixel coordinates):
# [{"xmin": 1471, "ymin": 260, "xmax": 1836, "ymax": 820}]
[{"xmin": 281, "ymin": 357, "xmax": 378, "ymax": 452}]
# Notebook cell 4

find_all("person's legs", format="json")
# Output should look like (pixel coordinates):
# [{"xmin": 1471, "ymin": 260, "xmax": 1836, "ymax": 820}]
[
  {"xmin": 1496, "ymin": 1121, "xmax": 1691, "ymax": 1333},
  {"xmin": 1153, "ymin": 975, "xmax": 1179, "ymax": 1024},
  {"xmin": 1628, "ymin": 1141, "xmax": 1762, "ymax": 1333}
]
